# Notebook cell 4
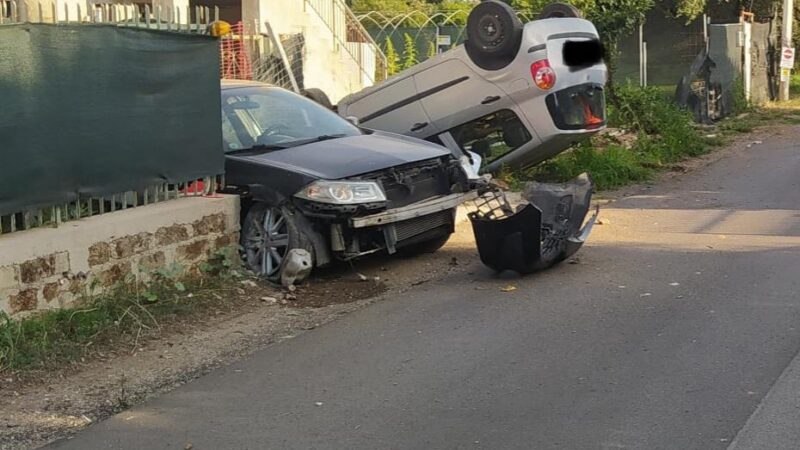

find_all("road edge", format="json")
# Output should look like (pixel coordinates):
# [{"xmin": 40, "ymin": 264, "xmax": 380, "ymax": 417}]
[{"xmin": 727, "ymin": 346, "xmax": 800, "ymax": 450}]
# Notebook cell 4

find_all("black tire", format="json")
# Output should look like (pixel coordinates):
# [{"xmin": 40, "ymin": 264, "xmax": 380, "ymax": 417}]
[
  {"xmin": 302, "ymin": 88, "xmax": 333, "ymax": 110},
  {"xmin": 465, "ymin": 0, "xmax": 523, "ymax": 64},
  {"xmin": 240, "ymin": 202, "xmax": 313, "ymax": 283},
  {"xmin": 396, "ymin": 233, "xmax": 451, "ymax": 257},
  {"xmin": 538, "ymin": 2, "xmax": 581, "ymax": 19}
]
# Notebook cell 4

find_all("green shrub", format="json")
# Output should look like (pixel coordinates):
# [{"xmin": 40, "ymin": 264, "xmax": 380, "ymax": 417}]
[
  {"xmin": 532, "ymin": 142, "xmax": 652, "ymax": 190},
  {"xmin": 385, "ymin": 38, "xmax": 399, "ymax": 76},
  {"xmin": 731, "ymin": 77, "xmax": 751, "ymax": 115},
  {"xmin": 401, "ymin": 33, "xmax": 418, "ymax": 70},
  {"xmin": 0, "ymin": 251, "xmax": 241, "ymax": 372}
]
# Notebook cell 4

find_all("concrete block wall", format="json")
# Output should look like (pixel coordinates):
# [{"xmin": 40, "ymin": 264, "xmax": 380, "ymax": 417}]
[{"xmin": 0, "ymin": 195, "xmax": 240, "ymax": 317}]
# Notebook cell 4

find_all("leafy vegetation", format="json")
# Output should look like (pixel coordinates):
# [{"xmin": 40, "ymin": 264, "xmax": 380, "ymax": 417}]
[
  {"xmin": 401, "ymin": 33, "xmax": 419, "ymax": 70},
  {"xmin": 385, "ymin": 37, "xmax": 400, "ymax": 76},
  {"xmin": 500, "ymin": 83, "xmax": 708, "ymax": 190},
  {"xmin": 427, "ymin": 40, "xmax": 437, "ymax": 59}
]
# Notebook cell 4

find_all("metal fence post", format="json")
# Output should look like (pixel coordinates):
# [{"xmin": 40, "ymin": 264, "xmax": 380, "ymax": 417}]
[
  {"xmin": 639, "ymin": 22, "xmax": 644, "ymax": 87},
  {"xmin": 264, "ymin": 20, "xmax": 301, "ymax": 93},
  {"xmin": 643, "ymin": 41, "xmax": 648, "ymax": 87}
]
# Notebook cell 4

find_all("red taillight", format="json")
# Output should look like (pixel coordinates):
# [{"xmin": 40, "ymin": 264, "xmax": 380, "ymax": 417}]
[{"xmin": 530, "ymin": 59, "xmax": 556, "ymax": 90}]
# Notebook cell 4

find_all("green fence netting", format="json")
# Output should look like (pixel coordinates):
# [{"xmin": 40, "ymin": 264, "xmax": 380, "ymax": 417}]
[{"xmin": 0, "ymin": 23, "xmax": 224, "ymax": 216}]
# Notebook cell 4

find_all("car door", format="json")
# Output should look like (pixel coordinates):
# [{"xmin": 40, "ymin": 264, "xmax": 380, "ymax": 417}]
[
  {"xmin": 413, "ymin": 59, "xmax": 509, "ymax": 133},
  {"xmin": 344, "ymin": 76, "xmax": 436, "ymax": 138}
]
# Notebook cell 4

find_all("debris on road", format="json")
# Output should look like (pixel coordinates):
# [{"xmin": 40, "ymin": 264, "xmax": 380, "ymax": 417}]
[
  {"xmin": 500, "ymin": 285, "xmax": 518, "ymax": 292},
  {"xmin": 468, "ymin": 173, "xmax": 597, "ymax": 275},
  {"xmin": 746, "ymin": 140, "xmax": 763, "ymax": 148},
  {"xmin": 280, "ymin": 249, "xmax": 313, "ymax": 287}
]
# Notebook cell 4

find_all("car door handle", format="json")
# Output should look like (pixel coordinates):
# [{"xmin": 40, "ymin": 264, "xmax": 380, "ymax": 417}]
[
  {"xmin": 410, "ymin": 122, "xmax": 428, "ymax": 132},
  {"xmin": 481, "ymin": 95, "xmax": 501, "ymax": 105}
]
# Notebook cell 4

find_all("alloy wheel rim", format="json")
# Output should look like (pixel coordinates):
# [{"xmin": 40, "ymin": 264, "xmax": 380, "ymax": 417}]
[{"xmin": 246, "ymin": 207, "xmax": 289, "ymax": 277}]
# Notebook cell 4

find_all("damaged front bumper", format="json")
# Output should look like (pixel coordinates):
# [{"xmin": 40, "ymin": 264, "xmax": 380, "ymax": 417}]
[
  {"xmin": 325, "ymin": 191, "xmax": 479, "ymax": 259},
  {"xmin": 467, "ymin": 173, "xmax": 597, "ymax": 274}
]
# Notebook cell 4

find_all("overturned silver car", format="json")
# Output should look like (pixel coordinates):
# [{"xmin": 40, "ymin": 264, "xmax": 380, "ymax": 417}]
[{"xmin": 335, "ymin": 1, "xmax": 607, "ymax": 173}]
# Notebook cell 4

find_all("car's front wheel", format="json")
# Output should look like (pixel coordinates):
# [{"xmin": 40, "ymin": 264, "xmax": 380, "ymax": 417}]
[{"xmin": 241, "ymin": 203, "xmax": 312, "ymax": 283}]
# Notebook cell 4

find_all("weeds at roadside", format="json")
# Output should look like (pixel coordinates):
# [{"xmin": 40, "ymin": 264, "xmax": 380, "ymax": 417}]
[
  {"xmin": 0, "ymin": 249, "xmax": 256, "ymax": 374},
  {"xmin": 117, "ymin": 373, "xmax": 129, "ymax": 410}
]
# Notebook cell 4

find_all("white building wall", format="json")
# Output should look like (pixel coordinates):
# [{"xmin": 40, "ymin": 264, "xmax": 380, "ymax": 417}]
[{"xmin": 250, "ymin": 0, "xmax": 373, "ymax": 103}]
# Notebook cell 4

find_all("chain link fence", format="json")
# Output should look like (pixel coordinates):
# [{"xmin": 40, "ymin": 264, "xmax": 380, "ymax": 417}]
[
  {"xmin": 219, "ymin": 20, "xmax": 306, "ymax": 92},
  {"xmin": 355, "ymin": 10, "xmax": 534, "ymax": 74}
]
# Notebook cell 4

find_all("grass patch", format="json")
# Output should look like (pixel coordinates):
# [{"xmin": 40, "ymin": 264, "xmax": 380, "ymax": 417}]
[
  {"xmin": 0, "ymin": 251, "xmax": 252, "ymax": 373},
  {"xmin": 531, "ymin": 143, "xmax": 652, "ymax": 190}
]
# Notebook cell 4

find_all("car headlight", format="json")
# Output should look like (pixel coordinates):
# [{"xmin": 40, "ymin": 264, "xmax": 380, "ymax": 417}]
[{"xmin": 295, "ymin": 180, "xmax": 387, "ymax": 204}]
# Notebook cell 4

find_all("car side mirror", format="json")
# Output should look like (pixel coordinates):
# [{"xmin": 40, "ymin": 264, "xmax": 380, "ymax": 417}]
[{"xmin": 346, "ymin": 116, "xmax": 360, "ymax": 126}]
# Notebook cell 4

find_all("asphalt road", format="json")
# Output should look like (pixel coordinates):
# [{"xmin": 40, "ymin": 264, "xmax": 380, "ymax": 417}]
[{"xmin": 48, "ymin": 128, "xmax": 800, "ymax": 450}]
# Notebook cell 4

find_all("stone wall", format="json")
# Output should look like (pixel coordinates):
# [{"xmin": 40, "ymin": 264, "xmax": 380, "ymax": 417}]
[{"xmin": 0, "ymin": 195, "xmax": 240, "ymax": 317}]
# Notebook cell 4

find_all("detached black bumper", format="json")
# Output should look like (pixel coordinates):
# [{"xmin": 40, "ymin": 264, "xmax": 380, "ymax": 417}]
[{"xmin": 468, "ymin": 173, "xmax": 597, "ymax": 274}]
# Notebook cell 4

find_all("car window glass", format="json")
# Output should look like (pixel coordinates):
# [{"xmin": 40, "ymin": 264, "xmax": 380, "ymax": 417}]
[
  {"xmin": 448, "ymin": 109, "xmax": 531, "ymax": 164},
  {"xmin": 220, "ymin": 87, "xmax": 360, "ymax": 152},
  {"xmin": 221, "ymin": 112, "xmax": 245, "ymax": 151}
]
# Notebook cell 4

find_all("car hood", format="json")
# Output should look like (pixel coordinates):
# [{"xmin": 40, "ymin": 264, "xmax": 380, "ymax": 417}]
[{"xmin": 233, "ymin": 131, "xmax": 451, "ymax": 180}]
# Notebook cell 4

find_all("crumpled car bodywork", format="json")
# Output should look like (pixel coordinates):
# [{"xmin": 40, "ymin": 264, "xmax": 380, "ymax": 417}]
[
  {"xmin": 221, "ymin": 81, "xmax": 597, "ymax": 283},
  {"xmin": 468, "ymin": 173, "xmax": 597, "ymax": 273}
]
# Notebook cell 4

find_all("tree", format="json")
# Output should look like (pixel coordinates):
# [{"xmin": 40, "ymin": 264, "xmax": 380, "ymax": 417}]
[
  {"xmin": 385, "ymin": 37, "xmax": 400, "ymax": 75},
  {"xmin": 401, "ymin": 33, "xmax": 419, "ymax": 69}
]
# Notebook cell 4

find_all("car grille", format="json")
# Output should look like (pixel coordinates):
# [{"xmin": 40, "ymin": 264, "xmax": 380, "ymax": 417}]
[
  {"xmin": 395, "ymin": 210, "xmax": 454, "ymax": 242},
  {"xmin": 362, "ymin": 158, "xmax": 452, "ymax": 209}
]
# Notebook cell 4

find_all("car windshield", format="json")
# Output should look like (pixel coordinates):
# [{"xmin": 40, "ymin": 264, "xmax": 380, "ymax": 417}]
[{"xmin": 220, "ymin": 86, "xmax": 360, "ymax": 153}]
